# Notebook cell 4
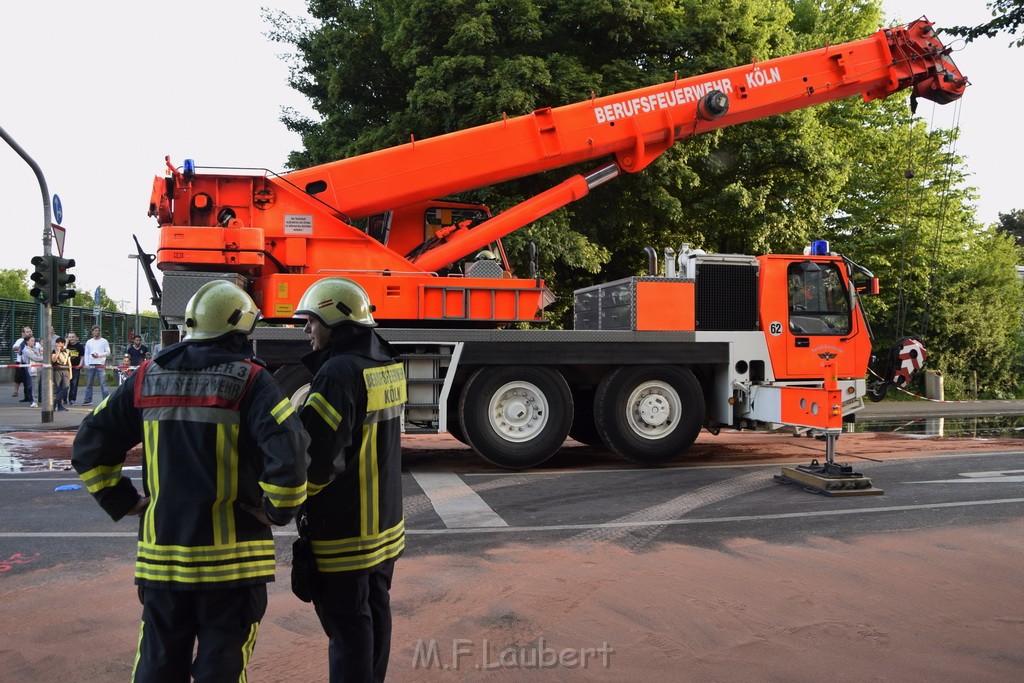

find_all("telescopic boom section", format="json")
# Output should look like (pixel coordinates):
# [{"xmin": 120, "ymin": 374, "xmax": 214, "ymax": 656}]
[{"xmin": 280, "ymin": 18, "xmax": 965, "ymax": 247}]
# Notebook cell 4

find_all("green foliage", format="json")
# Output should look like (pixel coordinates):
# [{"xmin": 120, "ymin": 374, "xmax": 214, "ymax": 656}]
[
  {"xmin": 996, "ymin": 208, "xmax": 1024, "ymax": 247},
  {"xmin": 946, "ymin": 0, "xmax": 1024, "ymax": 47},
  {"xmin": 0, "ymin": 269, "xmax": 31, "ymax": 300},
  {"xmin": 68, "ymin": 286, "xmax": 120, "ymax": 311}
]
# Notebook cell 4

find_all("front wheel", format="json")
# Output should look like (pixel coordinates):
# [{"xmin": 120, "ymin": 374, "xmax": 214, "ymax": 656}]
[
  {"xmin": 595, "ymin": 365, "xmax": 704, "ymax": 465},
  {"xmin": 459, "ymin": 366, "xmax": 573, "ymax": 468}
]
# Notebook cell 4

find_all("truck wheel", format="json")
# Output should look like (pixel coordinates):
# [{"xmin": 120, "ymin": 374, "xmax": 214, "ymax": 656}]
[
  {"xmin": 595, "ymin": 365, "xmax": 704, "ymax": 465},
  {"xmin": 273, "ymin": 364, "xmax": 314, "ymax": 410},
  {"xmin": 459, "ymin": 366, "xmax": 573, "ymax": 468},
  {"xmin": 445, "ymin": 387, "xmax": 468, "ymax": 444}
]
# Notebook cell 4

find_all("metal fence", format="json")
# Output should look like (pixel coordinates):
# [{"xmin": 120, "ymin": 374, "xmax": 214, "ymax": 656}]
[{"xmin": 2, "ymin": 298, "xmax": 163, "ymax": 362}]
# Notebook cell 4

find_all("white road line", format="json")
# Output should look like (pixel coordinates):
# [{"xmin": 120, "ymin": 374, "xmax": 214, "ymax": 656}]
[
  {"xmin": 3, "ymin": 497, "xmax": 1020, "ymax": 538},
  {"xmin": 409, "ymin": 471, "xmax": 508, "ymax": 528}
]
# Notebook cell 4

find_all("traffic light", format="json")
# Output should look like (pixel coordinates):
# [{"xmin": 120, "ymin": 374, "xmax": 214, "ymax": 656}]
[
  {"xmin": 29, "ymin": 255, "xmax": 54, "ymax": 304},
  {"xmin": 54, "ymin": 257, "xmax": 76, "ymax": 303}
]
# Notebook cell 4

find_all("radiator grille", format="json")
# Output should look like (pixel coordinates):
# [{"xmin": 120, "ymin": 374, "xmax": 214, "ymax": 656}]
[{"xmin": 694, "ymin": 263, "xmax": 759, "ymax": 331}]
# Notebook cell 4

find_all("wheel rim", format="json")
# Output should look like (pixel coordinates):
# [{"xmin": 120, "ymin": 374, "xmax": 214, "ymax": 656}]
[
  {"xmin": 488, "ymin": 381, "xmax": 549, "ymax": 442},
  {"xmin": 625, "ymin": 380, "xmax": 681, "ymax": 439}
]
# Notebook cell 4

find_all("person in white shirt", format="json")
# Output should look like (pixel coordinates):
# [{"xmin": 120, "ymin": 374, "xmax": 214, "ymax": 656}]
[
  {"xmin": 82, "ymin": 325, "xmax": 111, "ymax": 405},
  {"xmin": 21, "ymin": 336, "xmax": 44, "ymax": 408},
  {"xmin": 11, "ymin": 326, "xmax": 32, "ymax": 400}
]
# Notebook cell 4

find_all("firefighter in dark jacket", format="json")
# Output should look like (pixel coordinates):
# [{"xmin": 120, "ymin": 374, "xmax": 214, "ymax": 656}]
[
  {"xmin": 72, "ymin": 280, "xmax": 310, "ymax": 682},
  {"xmin": 294, "ymin": 277, "xmax": 407, "ymax": 683}
]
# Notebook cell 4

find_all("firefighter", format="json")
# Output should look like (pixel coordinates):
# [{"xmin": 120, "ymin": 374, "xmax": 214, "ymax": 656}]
[
  {"xmin": 72, "ymin": 280, "xmax": 310, "ymax": 682},
  {"xmin": 293, "ymin": 277, "xmax": 407, "ymax": 683}
]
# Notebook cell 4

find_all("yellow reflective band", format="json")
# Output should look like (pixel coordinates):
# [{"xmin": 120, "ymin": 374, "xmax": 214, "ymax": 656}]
[
  {"xmin": 239, "ymin": 621, "xmax": 260, "ymax": 683},
  {"xmin": 213, "ymin": 423, "xmax": 241, "ymax": 547},
  {"xmin": 306, "ymin": 479, "xmax": 330, "ymax": 497},
  {"xmin": 138, "ymin": 539, "xmax": 275, "ymax": 562},
  {"xmin": 94, "ymin": 394, "xmax": 112, "ymax": 413},
  {"xmin": 313, "ymin": 536, "xmax": 405, "ymax": 573},
  {"xmin": 306, "ymin": 392, "xmax": 341, "ymax": 431},
  {"xmin": 359, "ymin": 423, "xmax": 380, "ymax": 536},
  {"xmin": 259, "ymin": 480, "xmax": 307, "ymax": 507},
  {"xmin": 143, "ymin": 421, "xmax": 159, "ymax": 544},
  {"xmin": 78, "ymin": 463, "xmax": 125, "ymax": 493},
  {"xmin": 270, "ymin": 397, "xmax": 295, "ymax": 425},
  {"xmin": 135, "ymin": 560, "xmax": 276, "ymax": 584},
  {"xmin": 310, "ymin": 519, "xmax": 405, "ymax": 554},
  {"xmin": 131, "ymin": 619, "xmax": 145, "ymax": 682}
]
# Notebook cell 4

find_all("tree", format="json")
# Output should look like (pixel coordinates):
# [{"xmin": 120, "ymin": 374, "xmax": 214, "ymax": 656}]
[
  {"xmin": 996, "ymin": 208, "xmax": 1024, "ymax": 247},
  {"xmin": 0, "ymin": 269, "xmax": 31, "ymax": 300},
  {"xmin": 68, "ymin": 286, "xmax": 119, "ymax": 311},
  {"xmin": 946, "ymin": 0, "xmax": 1024, "ymax": 47}
]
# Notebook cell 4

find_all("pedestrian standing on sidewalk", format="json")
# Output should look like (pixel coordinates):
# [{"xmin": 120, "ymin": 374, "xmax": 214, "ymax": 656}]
[
  {"xmin": 65, "ymin": 331, "xmax": 84, "ymax": 405},
  {"xmin": 71, "ymin": 280, "xmax": 311, "ymax": 681},
  {"xmin": 21, "ymin": 336, "xmax": 43, "ymax": 408},
  {"xmin": 51, "ymin": 337, "xmax": 72, "ymax": 412},
  {"xmin": 11, "ymin": 326, "xmax": 32, "ymax": 400},
  {"xmin": 125, "ymin": 335, "xmax": 149, "ymax": 369},
  {"xmin": 293, "ymin": 277, "xmax": 407, "ymax": 683},
  {"xmin": 81, "ymin": 325, "xmax": 111, "ymax": 405}
]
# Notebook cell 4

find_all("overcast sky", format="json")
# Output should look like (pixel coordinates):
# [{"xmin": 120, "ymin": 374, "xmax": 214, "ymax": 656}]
[{"xmin": 1, "ymin": 1, "xmax": 1018, "ymax": 312}]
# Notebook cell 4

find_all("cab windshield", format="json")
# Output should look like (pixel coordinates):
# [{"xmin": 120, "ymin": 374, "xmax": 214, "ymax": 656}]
[{"xmin": 787, "ymin": 261, "xmax": 851, "ymax": 335}]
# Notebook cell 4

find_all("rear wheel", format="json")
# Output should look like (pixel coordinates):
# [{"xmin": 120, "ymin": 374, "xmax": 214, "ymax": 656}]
[
  {"xmin": 273, "ymin": 364, "xmax": 313, "ymax": 410},
  {"xmin": 595, "ymin": 365, "xmax": 704, "ymax": 465},
  {"xmin": 459, "ymin": 365, "xmax": 573, "ymax": 468},
  {"xmin": 445, "ymin": 387, "xmax": 468, "ymax": 444}
]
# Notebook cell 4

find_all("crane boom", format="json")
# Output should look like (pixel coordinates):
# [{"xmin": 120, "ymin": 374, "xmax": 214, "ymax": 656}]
[{"xmin": 279, "ymin": 18, "xmax": 964, "ymax": 226}]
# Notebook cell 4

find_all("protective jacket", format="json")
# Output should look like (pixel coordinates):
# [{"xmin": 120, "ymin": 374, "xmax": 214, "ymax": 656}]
[
  {"xmin": 300, "ymin": 328, "xmax": 406, "ymax": 573},
  {"xmin": 72, "ymin": 339, "xmax": 310, "ymax": 589}
]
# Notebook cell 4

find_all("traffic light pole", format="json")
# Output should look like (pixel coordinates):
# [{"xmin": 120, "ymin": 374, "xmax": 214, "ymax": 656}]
[{"xmin": 1, "ymin": 125, "xmax": 55, "ymax": 423}]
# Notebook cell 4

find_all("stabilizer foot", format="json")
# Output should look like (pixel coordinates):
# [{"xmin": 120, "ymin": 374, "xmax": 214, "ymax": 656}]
[{"xmin": 775, "ymin": 459, "xmax": 884, "ymax": 496}]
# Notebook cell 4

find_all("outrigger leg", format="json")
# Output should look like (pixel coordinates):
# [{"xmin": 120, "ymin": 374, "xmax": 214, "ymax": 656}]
[{"xmin": 774, "ymin": 431, "xmax": 883, "ymax": 496}]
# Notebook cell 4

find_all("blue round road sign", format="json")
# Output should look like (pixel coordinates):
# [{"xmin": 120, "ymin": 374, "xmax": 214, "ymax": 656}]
[{"xmin": 53, "ymin": 194, "xmax": 63, "ymax": 224}]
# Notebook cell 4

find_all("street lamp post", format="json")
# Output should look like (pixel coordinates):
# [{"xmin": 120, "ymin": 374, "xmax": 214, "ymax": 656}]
[{"xmin": 128, "ymin": 254, "xmax": 140, "ymax": 340}]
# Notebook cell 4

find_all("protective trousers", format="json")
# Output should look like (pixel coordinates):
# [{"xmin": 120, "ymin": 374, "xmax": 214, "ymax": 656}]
[
  {"xmin": 312, "ymin": 560, "xmax": 395, "ymax": 683},
  {"xmin": 132, "ymin": 584, "xmax": 267, "ymax": 683}
]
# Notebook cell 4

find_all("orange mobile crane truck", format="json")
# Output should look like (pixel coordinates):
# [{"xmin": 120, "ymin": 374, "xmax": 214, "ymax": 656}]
[{"xmin": 143, "ymin": 18, "xmax": 965, "ymax": 475}]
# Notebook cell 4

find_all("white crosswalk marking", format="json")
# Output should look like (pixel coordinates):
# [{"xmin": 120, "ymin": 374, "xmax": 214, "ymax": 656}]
[{"xmin": 410, "ymin": 471, "xmax": 508, "ymax": 528}]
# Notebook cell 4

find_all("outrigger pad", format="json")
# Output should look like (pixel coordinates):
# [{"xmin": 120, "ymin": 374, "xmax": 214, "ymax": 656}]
[{"xmin": 775, "ymin": 459, "xmax": 884, "ymax": 496}]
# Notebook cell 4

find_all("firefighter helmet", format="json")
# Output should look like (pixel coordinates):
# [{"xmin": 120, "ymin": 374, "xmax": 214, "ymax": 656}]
[
  {"xmin": 294, "ymin": 277, "xmax": 377, "ymax": 328},
  {"xmin": 183, "ymin": 280, "xmax": 261, "ymax": 341}
]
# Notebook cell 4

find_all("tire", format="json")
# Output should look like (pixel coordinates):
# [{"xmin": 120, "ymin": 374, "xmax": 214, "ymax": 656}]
[
  {"xmin": 445, "ymin": 387, "xmax": 468, "ymax": 444},
  {"xmin": 273, "ymin": 364, "xmax": 314, "ymax": 410},
  {"xmin": 458, "ymin": 365, "xmax": 573, "ymax": 468},
  {"xmin": 568, "ymin": 387, "xmax": 604, "ymax": 446},
  {"xmin": 595, "ymin": 365, "xmax": 704, "ymax": 465}
]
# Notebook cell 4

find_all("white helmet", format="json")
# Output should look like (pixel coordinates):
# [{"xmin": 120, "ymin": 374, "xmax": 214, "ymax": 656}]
[
  {"xmin": 183, "ymin": 280, "xmax": 261, "ymax": 341},
  {"xmin": 294, "ymin": 277, "xmax": 376, "ymax": 328}
]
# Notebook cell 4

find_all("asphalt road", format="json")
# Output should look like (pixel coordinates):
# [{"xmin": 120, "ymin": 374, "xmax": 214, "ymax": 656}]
[{"xmin": 3, "ymin": 449, "xmax": 1022, "ymax": 569}]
